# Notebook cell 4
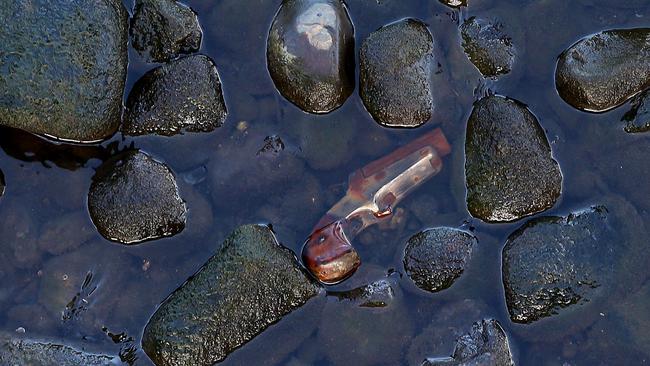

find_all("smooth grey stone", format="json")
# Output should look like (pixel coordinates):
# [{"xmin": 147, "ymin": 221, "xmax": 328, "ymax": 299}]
[
  {"xmin": 123, "ymin": 55, "xmax": 227, "ymax": 136},
  {"xmin": 555, "ymin": 28, "xmax": 650, "ymax": 112},
  {"xmin": 267, "ymin": 0, "xmax": 355, "ymax": 113},
  {"xmin": 622, "ymin": 89, "xmax": 650, "ymax": 133},
  {"xmin": 0, "ymin": 0, "xmax": 128, "ymax": 142},
  {"xmin": 360, "ymin": 19, "xmax": 435, "ymax": 127},
  {"xmin": 465, "ymin": 95, "xmax": 562, "ymax": 223},
  {"xmin": 0, "ymin": 336, "xmax": 116, "ymax": 366},
  {"xmin": 142, "ymin": 224, "xmax": 320, "ymax": 366},
  {"xmin": 460, "ymin": 17, "xmax": 515, "ymax": 78},
  {"xmin": 131, "ymin": 0, "xmax": 202, "ymax": 63},
  {"xmin": 88, "ymin": 150, "xmax": 187, "ymax": 244},
  {"xmin": 403, "ymin": 228, "xmax": 476, "ymax": 293},
  {"xmin": 422, "ymin": 319, "xmax": 514, "ymax": 366},
  {"xmin": 503, "ymin": 207, "xmax": 617, "ymax": 323}
]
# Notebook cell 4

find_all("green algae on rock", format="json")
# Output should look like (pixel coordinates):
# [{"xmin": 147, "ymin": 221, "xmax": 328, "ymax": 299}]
[
  {"xmin": 422, "ymin": 319, "xmax": 514, "ymax": 366},
  {"xmin": 0, "ymin": 0, "xmax": 128, "ymax": 142},
  {"xmin": 465, "ymin": 95, "xmax": 562, "ymax": 223},
  {"xmin": 555, "ymin": 28, "xmax": 650, "ymax": 112},
  {"xmin": 142, "ymin": 224, "xmax": 320, "ymax": 366},
  {"xmin": 403, "ymin": 228, "xmax": 476, "ymax": 293},
  {"xmin": 460, "ymin": 17, "xmax": 515, "ymax": 78},
  {"xmin": 123, "ymin": 55, "xmax": 228, "ymax": 136},
  {"xmin": 267, "ymin": 0, "xmax": 355, "ymax": 114},
  {"xmin": 88, "ymin": 151, "xmax": 187, "ymax": 244},
  {"xmin": 0, "ymin": 336, "xmax": 116, "ymax": 366},
  {"xmin": 360, "ymin": 19, "xmax": 435, "ymax": 128},
  {"xmin": 131, "ymin": 0, "xmax": 202, "ymax": 63}
]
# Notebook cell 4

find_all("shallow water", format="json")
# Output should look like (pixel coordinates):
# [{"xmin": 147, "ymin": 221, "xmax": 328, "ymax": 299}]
[{"xmin": 1, "ymin": 0, "xmax": 650, "ymax": 364}]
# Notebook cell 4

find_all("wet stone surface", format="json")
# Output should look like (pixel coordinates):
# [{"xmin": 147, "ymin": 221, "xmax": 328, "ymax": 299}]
[
  {"xmin": 502, "ymin": 206, "xmax": 618, "ymax": 324},
  {"xmin": 123, "ymin": 54, "xmax": 228, "ymax": 136},
  {"xmin": 555, "ymin": 28, "xmax": 650, "ymax": 112},
  {"xmin": 460, "ymin": 17, "xmax": 515, "ymax": 78},
  {"xmin": 622, "ymin": 89, "xmax": 650, "ymax": 133},
  {"xmin": 360, "ymin": 18, "xmax": 435, "ymax": 127},
  {"xmin": 131, "ymin": 0, "xmax": 202, "ymax": 63},
  {"xmin": 0, "ymin": 0, "xmax": 128, "ymax": 142},
  {"xmin": 142, "ymin": 224, "xmax": 320, "ymax": 366},
  {"xmin": 403, "ymin": 228, "xmax": 476, "ymax": 293},
  {"xmin": 329, "ymin": 276, "xmax": 398, "ymax": 308},
  {"xmin": 422, "ymin": 319, "xmax": 514, "ymax": 366},
  {"xmin": 88, "ymin": 150, "xmax": 187, "ymax": 244},
  {"xmin": 267, "ymin": 0, "xmax": 355, "ymax": 113},
  {"xmin": 465, "ymin": 95, "xmax": 562, "ymax": 223},
  {"xmin": 0, "ymin": 336, "xmax": 116, "ymax": 366}
]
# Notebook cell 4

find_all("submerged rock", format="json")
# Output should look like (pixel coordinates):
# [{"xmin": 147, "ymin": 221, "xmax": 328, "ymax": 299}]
[
  {"xmin": 123, "ymin": 55, "xmax": 228, "ymax": 136},
  {"xmin": 0, "ymin": 0, "xmax": 128, "ymax": 142},
  {"xmin": 422, "ymin": 319, "xmax": 514, "ymax": 366},
  {"xmin": 142, "ymin": 225, "xmax": 320, "ymax": 366},
  {"xmin": 38, "ymin": 211, "xmax": 95, "ymax": 255},
  {"xmin": 460, "ymin": 17, "xmax": 515, "ymax": 78},
  {"xmin": 465, "ymin": 95, "xmax": 562, "ymax": 222},
  {"xmin": 257, "ymin": 135, "xmax": 286, "ymax": 156},
  {"xmin": 502, "ymin": 206, "xmax": 617, "ymax": 323},
  {"xmin": 403, "ymin": 228, "xmax": 476, "ymax": 293},
  {"xmin": 0, "ymin": 336, "xmax": 116, "ymax": 366},
  {"xmin": 360, "ymin": 19, "xmax": 435, "ymax": 127},
  {"xmin": 406, "ymin": 300, "xmax": 487, "ymax": 365},
  {"xmin": 555, "ymin": 28, "xmax": 650, "ymax": 112},
  {"xmin": 267, "ymin": 0, "xmax": 355, "ymax": 113},
  {"xmin": 329, "ymin": 276, "xmax": 398, "ymax": 308},
  {"xmin": 88, "ymin": 150, "xmax": 187, "ymax": 244},
  {"xmin": 622, "ymin": 89, "xmax": 650, "ymax": 133},
  {"xmin": 131, "ymin": 0, "xmax": 202, "ymax": 63},
  {"xmin": 318, "ymin": 274, "xmax": 412, "ymax": 366}
]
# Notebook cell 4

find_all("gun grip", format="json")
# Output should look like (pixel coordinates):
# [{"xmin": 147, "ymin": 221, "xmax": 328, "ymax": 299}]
[{"xmin": 301, "ymin": 221, "xmax": 361, "ymax": 285}]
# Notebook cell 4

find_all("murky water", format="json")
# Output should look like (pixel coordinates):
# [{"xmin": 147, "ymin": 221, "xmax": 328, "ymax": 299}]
[{"xmin": 1, "ymin": 0, "xmax": 649, "ymax": 364}]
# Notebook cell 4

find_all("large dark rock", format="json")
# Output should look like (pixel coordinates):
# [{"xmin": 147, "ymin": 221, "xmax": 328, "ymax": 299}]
[
  {"xmin": 465, "ymin": 95, "xmax": 562, "ymax": 222},
  {"xmin": 123, "ymin": 55, "xmax": 228, "ymax": 136},
  {"xmin": 360, "ymin": 19, "xmax": 435, "ymax": 127},
  {"xmin": 555, "ymin": 28, "xmax": 650, "ymax": 112},
  {"xmin": 422, "ymin": 319, "xmax": 514, "ymax": 366},
  {"xmin": 503, "ymin": 206, "xmax": 620, "ymax": 324},
  {"xmin": 403, "ymin": 228, "xmax": 476, "ymax": 293},
  {"xmin": 0, "ymin": 336, "xmax": 116, "ymax": 366},
  {"xmin": 88, "ymin": 150, "xmax": 187, "ymax": 244},
  {"xmin": 460, "ymin": 17, "xmax": 515, "ymax": 78},
  {"xmin": 267, "ymin": 0, "xmax": 355, "ymax": 113},
  {"xmin": 0, "ymin": 0, "xmax": 128, "ymax": 142},
  {"xmin": 622, "ymin": 89, "xmax": 650, "ymax": 133},
  {"xmin": 131, "ymin": 0, "xmax": 202, "ymax": 63},
  {"xmin": 142, "ymin": 224, "xmax": 320, "ymax": 366}
]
